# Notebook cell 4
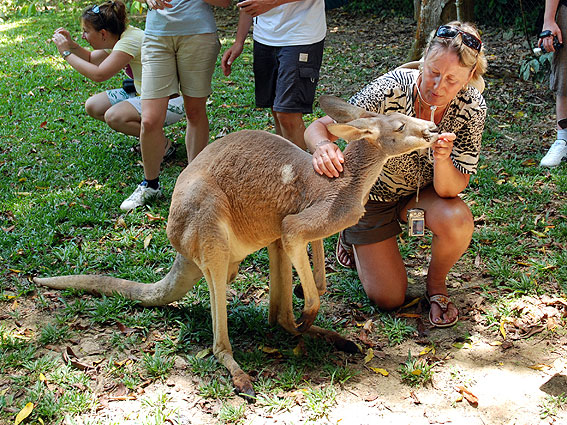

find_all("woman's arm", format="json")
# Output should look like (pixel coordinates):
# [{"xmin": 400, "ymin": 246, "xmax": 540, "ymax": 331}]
[
  {"xmin": 221, "ymin": 10, "xmax": 253, "ymax": 76},
  {"xmin": 305, "ymin": 115, "xmax": 345, "ymax": 178},
  {"xmin": 64, "ymin": 49, "xmax": 132, "ymax": 82},
  {"xmin": 53, "ymin": 29, "xmax": 132, "ymax": 82},
  {"xmin": 431, "ymin": 133, "xmax": 471, "ymax": 197}
]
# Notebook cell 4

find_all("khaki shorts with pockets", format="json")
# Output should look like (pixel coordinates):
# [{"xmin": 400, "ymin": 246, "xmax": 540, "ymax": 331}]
[{"xmin": 141, "ymin": 33, "xmax": 220, "ymax": 100}]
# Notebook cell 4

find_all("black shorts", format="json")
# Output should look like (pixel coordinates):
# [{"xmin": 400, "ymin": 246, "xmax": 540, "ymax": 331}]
[
  {"xmin": 342, "ymin": 195, "xmax": 414, "ymax": 246},
  {"xmin": 253, "ymin": 39, "xmax": 325, "ymax": 114}
]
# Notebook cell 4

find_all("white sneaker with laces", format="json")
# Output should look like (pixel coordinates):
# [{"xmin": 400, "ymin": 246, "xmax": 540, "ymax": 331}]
[
  {"xmin": 540, "ymin": 139, "xmax": 567, "ymax": 167},
  {"xmin": 120, "ymin": 182, "xmax": 162, "ymax": 211}
]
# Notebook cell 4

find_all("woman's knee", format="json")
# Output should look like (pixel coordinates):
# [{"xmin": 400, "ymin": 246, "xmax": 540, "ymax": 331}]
[
  {"xmin": 429, "ymin": 199, "xmax": 473, "ymax": 239},
  {"xmin": 85, "ymin": 96, "xmax": 106, "ymax": 120},
  {"xmin": 103, "ymin": 107, "xmax": 123, "ymax": 129},
  {"xmin": 360, "ymin": 275, "xmax": 407, "ymax": 310}
]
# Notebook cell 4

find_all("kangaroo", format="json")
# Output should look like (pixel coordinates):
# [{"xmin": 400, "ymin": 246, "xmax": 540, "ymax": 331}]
[{"xmin": 35, "ymin": 95, "xmax": 439, "ymax": 400}]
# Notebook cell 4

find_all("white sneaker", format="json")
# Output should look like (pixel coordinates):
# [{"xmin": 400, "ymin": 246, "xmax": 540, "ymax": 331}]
[
  {"xmin": 540, "ymin": 139, "xmax": 567, "ymax": 167},
  {"xmin": 120, "ymin": 182, "xmax": 162, "ymax": 211}
]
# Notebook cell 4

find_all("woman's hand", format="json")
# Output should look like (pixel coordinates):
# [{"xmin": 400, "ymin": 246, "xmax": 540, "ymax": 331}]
[
  {"xmin": 146, "ymin": 0, "xmax": 173, "ymax": 10},
  {"xmin": 237, "ymin": 0, "xmax": 279, "ymax": 17},
  {"xmin": 312, "ymin": 141, "xmax": 344, "ymax": 178},
  {"xmin": 52, "ymin": 31, "xmax": 73, "ymax": 54},
  {"xmin": 432, "ymin": 132, "xmax": 456, "ymax": 162}
]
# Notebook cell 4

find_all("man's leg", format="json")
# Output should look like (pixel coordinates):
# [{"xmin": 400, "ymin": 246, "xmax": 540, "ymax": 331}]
[{"xmin": 272, "ymin": 111, "xmax": 307, "ymax": 150}]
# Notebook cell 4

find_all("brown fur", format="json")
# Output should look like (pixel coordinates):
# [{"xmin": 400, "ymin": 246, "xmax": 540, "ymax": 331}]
[{"xmin": 34, "ymin": 96, "xmax": 438, "ymax": 400}]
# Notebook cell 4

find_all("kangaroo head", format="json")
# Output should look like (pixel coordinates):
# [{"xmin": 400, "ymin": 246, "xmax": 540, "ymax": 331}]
[{"xmin": 320, "ymin": 96, "xmax": 438, "ymax": 158}]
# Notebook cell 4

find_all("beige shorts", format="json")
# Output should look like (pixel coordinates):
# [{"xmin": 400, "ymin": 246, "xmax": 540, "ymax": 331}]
[{"xmin": 141, "ymin": 33, "xmax": 220, "ymax": 100}]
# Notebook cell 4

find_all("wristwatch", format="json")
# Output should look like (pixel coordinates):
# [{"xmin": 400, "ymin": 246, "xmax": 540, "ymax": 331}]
[{"xmin": 61, "ymin": 50, "xmax": 72, "ymax": 59}]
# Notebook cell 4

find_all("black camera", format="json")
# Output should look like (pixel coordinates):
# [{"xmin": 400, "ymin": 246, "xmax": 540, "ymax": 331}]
[{"xmin": 535, "ymin": 30, "xmax": 563, "ymax": 55}]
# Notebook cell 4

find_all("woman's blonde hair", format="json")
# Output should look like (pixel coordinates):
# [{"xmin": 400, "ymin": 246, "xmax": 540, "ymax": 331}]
[{"xmin": 424, "ymin": 21, "xmax": 487, "ymax": 92}]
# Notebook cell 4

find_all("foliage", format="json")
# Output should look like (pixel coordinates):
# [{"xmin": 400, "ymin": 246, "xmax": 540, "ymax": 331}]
[
  {"xmin": 0, "ymin": 6, "xmax": 566, "ymax": 425},
  {"xmin": 519, "ymin": 51, "xmax": 553, "ymax": 83},
  {"xmin": 398, "ymin": 351, "xmax": 434, "ymax": 387}
]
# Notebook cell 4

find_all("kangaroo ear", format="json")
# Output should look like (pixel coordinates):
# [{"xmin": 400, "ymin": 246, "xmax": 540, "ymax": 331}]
[
  {"xmin": 319, "ymin": 95, "xmax": 377, "ymax": 123},
  {"xmin": 327, "ymin": 119, "xmax": 381, "ymax": 143}
]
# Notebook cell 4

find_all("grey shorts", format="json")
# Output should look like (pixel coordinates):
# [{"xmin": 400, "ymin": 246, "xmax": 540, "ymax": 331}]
[
  {"xmin": 551, "ymin": 5, "xmax": 567, "ymax": 94},
  {"xmin": 342, "ymin": 195, "xmax": 414, "ymax": 246},
  {"xmin": 105, "ymin": 88, "xmax": 185, "ymax": 127}
]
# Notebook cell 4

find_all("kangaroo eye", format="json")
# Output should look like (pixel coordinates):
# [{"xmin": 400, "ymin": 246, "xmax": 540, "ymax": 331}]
[{"xmin": 397, "ymin": 123, "xmax": 405, "ymax": 132}]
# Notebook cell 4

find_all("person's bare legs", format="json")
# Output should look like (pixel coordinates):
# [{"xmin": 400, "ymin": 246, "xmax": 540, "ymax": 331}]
[
  {"xmin": 353, "ymin": 237, "xmax": 408, "ymax": 310},
  {"xmin": 84, "ymin": 92, "xmax": 111, "ymax": 122},
  {"xmin": 557, "ymin": 94, "xmax": 567, "ymax": 128},
  {"xmin": 403, "ymin": 186, "xmax": 473, "ymax": 324},
  {"xmin": 140, "ymin": 97, "xmax": 170, "ymax": 180},
  {"xmin": 104, "ymin": 101, "xmax": 142, "ymax": 138},
  {"xmin": 183, "ymin": 95, "xmax": 210, "ymax": 162},
  {"xmin": 352, "ymin": 186, "xmax": 473, "ymax": 325},
  {"xmin": 272, "ymin": 110, "xmax": 307, "ymax": 150}
]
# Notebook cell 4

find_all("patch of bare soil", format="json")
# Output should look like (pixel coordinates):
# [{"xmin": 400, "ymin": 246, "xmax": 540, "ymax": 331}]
[{"xmin": 5, "ymin": 8, "xmax": 567, "ymax": 425}]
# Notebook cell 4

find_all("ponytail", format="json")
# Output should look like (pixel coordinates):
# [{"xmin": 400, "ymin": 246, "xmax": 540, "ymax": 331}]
[{"xmin": 82, "ymin": 1, "xmax": 127, "ymax": 37}]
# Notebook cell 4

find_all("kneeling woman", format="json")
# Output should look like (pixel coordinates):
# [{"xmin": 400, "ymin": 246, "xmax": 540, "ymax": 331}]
[
  {"xmin": 51, "ymin": 0, "xmax": 183, "ymax": 156},
  {"xmin": 305, "ymin": 22, "xmax": 487, "ymax": 328}
]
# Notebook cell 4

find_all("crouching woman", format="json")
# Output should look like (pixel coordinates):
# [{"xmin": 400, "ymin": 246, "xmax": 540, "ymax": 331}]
[{"xmin": 305, "ymin": 22, "xmax": 487, "ymax": 328}]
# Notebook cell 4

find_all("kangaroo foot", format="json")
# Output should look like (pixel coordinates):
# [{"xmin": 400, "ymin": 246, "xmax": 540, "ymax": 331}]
[{"xmin": 232, "ymin": 370, "xmax": 256, "ymax": 403}]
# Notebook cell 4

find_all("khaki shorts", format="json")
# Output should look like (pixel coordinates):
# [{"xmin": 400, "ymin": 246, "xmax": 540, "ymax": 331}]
[
  {"xmin": 342, "ymin": 195, "xmax": 414, "ymax": 246},
  {"xmin": 551, "ymin": 5, "xmax": 567, "ymax": 94},
  {"xmin": 141, "ymin": 33, "xmax": 220, "ymax": 100}
]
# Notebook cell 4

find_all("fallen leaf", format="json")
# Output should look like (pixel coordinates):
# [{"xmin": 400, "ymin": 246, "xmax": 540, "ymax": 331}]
[
  {"xmin": 364, "ymin": 348, "xmax": 374, "ymax": 364},
  {"xmin": 499, "ymin": 321, "xmax": 507, "ymax": 339},
  {"xmin": 39, "ymin": 121, "xmax": 47, "ymax": 128},
  {"xmin": 293, "ymin": 340, "xmax": 306, "ymax": 356},
  {"xmin": 528, "ymin": 363, "xmax": 552, "ymax": 371},
  {"xmin": 455, "ymin": 386, "xmax": 478, "ymax": 407},
  {"xmin": 400, "ymin": 297, "xmax": 420, "ymax": 309},
  {"xmin": 145, "ymin": 212, "xmax": 165, "ymax": 221},
  {"xmin": 260, "ymin": 345, "xmax": 280, "ymax": 355},
  {"xmin": 419, "ymin": 345, "xmax": 435, "ymax": 356},
  {"xmin": 143, "ymin": 233, "xmax": 152, "ymax": 249},
  {"xmin": 15, "ymin": 402, "xmax": 34, "ymax": 425},
  {"xmin": 369, "ymin": 367, "xmax": 389, "ymax": 376},
  {"xmin": 530, "ymin": 230, "xmax": 547, "ymax": 238}
]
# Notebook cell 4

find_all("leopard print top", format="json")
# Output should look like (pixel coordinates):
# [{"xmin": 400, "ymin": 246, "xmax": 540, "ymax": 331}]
[{"xmin": 349, "ymin": 68, "xmax": 487, "ymax": 202}]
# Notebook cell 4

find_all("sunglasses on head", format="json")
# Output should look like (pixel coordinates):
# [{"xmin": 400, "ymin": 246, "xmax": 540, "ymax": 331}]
[
  {"xmin": 91, "ymin": 4, "xmax": 100, "ymax": 13},
  {"xmin": 435, "ymin": 25, "xmax": 482, "ymax": 52}
]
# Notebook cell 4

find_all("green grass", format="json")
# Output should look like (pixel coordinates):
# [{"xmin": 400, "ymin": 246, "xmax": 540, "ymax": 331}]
[{"xmin": 1, "ymin": 4, "xmax": 567, "ymax": 425}]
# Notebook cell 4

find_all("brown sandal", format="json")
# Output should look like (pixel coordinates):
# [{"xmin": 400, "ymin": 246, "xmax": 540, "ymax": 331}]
[{"xmin": 335, "ymin": 232, "xmax": 355, "ymax": 269}]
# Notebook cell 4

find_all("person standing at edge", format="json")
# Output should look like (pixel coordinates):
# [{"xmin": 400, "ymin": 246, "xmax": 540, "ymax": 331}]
[
  {"xmin": 539, "ymin": 0, "xmax": 567, "ymax": 167},
  {"xmin": 120, "ymin": 0, "xmax": 230, "ymax": 211},
  {"xmin": 221, "ymin": 0, "xmax": 326, "ymax": 150}
]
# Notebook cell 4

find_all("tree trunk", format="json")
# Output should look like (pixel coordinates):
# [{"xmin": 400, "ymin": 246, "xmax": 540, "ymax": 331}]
[{"xmin": 409, "ymin": 0, "xmax": 475, "ymax": 61}]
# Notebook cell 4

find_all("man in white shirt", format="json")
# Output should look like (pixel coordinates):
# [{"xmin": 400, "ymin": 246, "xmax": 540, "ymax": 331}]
[{"xmin": 221, "ymin": 0, "xmax": 326, "ymax": 150}]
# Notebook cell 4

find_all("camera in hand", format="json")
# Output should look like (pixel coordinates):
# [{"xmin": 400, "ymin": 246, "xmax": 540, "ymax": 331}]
[{"xmin": 534, "ymin": 30, "xmax": 563, "ymax": 56}]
